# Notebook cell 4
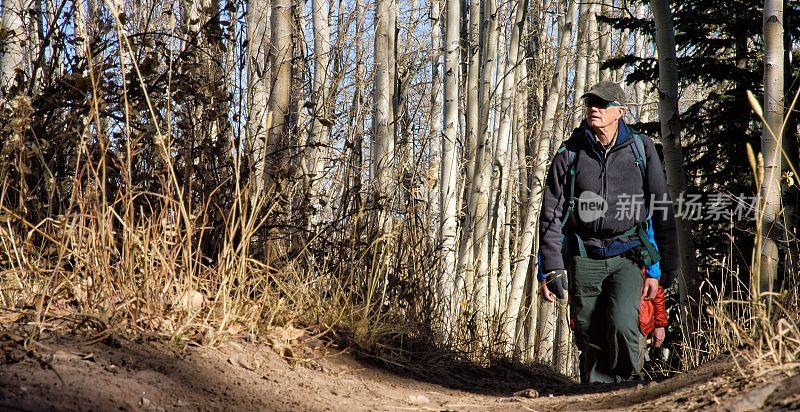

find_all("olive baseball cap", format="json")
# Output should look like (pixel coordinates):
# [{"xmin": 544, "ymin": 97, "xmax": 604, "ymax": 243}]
[{"xmin": 581, "ymin": 80, "xmax": 626, "ymax": 104}]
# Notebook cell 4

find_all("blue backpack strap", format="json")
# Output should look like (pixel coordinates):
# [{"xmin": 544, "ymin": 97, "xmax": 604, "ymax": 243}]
[{"xmin": 644, "ymin": 218, "xmax": 662, "ymax": 279}]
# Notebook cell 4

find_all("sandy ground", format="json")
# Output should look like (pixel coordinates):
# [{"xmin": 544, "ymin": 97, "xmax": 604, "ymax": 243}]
[{"xmin": 1, "ymin": 329, "xmax": 798, "ymax": 411}]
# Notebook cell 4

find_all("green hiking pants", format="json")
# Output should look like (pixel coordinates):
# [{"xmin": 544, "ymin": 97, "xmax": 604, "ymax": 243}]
[{"xmin": 570, "ymin": 254, "xmax": 646, "ymax": 383}]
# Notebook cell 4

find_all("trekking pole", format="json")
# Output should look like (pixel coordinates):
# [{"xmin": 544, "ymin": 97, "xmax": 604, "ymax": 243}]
[{"xmin": 554, "ymin": 290, "xmax": 571, "ymax": 375}]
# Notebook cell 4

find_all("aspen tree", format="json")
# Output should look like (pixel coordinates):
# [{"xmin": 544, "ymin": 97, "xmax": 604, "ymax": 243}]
[
  {"xmin": 488, "ymin": 0, "xmax": 528, "ymax": 346},
  {"xmin": 553, "ymin": 0, "xmax": 578, "ymax": 372},
  {"xmin": 598, "ymin": 0, "xmax": 612, "ymax": 81},
  {"xmin": 537, "ymin": 0, "xmax": 576, "ymax": 193},
  {"xmin": 266, "ymin": 0, "xmax": 293, "ymax": 191},
  {"xmin": 759, "ymin": 0, "xmax": 784, "ymax": 294},
  {"xmin": 586, "ymin": 2, "xmax": 599, "ymax": 87},
  {"xmin": 532, "ymin": 0, "xmax": 575, "ymax": 365},
  {"xmin": 347, "ymin": 0, "xmax": 367, "ymax": 210},
  {"xmin": 614, "ymin": 10, "xmax": 629, "ymax": 84},
  {"xmin": 470, "ymin": 0, "xmax": 500, "ymax": 333},
  {"xmin": 511, "ymin": 60, "xmax": 530, "ymax": 329},
  {"xmin": 509, "ymin": 0, "xmax": 572, "ymax": 359},
  {"xmin": 455, "ymin": 0, "xmax": 482, "ymax": 315},
  {"xmin": 552, "ymin": 53, "xmax": 570, "ymax": 150},
  {"xmin": 372, "ymin": 0, "xmax": 395, "ymax": 204},
  {"xmin": 489, "ymin": 7, "xmax": 510, "ymax": 320},
  {"xmin": 439, "ymin": 0, "xmax": 460, "ymax": 332},
  {"xmin": 428, "ymin": 0, "xmax": 443, "ymax": 243},
  {"xmin": 1, "ymin": 0, "xmax": 27, "ymax": 93},
  {"xmin": 439, "ymin": 0, "xmax": 461, "ymax": 333},
  {"xmin": 1, "ymin": 0, "xmax": 27, "ymax": 92},
  {"xmin": 633, "ymin": 2, "xmax": 647, "ymax": 123},
  {"xmin": 307, "ymin": 0, "xmax": 333, "ymax": 223},
  {"xmin": 376, "ymin": 0, "xmax": 395, "ymax": 177},
  {"xmin": 651, "ymin": 0, "xmax": 700, "ymax": 324},
  {"xmin": 388, "ymin": 0, "xmax": 396, "ymax": 144},
  {"xmin": 246, "ymin": 0, "xmax": 271, "ymax": 197},
  {"xmin": 571, "ymin": 0, "xmax": 590, "ymax": 130}
]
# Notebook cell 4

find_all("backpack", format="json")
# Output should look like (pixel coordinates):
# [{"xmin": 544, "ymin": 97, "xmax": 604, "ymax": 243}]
[{"xmin": 538, "ymin": 130, "xmax": 661, "ymax": 279}]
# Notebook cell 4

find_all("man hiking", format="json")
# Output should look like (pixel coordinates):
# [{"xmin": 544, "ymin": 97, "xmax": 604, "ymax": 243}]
[{"xmin": 537, "ymin": 81, "xmax": 681, "ymax": 383}]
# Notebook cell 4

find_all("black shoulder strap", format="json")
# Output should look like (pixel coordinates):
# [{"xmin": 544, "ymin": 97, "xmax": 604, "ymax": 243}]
[
  {"xmin": 557, "ymin": 145, "xmax": 579, "ymax": 229},
  {"xmin": 630, "ymin": 131, "xmax": 648, "ymax": 191},
  {"xmin": 629, "ymin": 131, "xmax": 661, "ymax": 265}
]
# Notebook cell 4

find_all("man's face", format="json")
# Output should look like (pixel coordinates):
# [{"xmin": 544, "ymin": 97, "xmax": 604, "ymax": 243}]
[{"xmin": 585, "ymin": 96, "xmax": 625, "ymax": 130}]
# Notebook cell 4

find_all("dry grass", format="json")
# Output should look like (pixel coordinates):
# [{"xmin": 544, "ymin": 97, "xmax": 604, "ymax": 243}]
[
  {"xmin": 3, "ymin": 92, "xmax": 799, "ymax": 376},
  {"xmin": 0, "ymin": 103, "xmax": 430, "ymax": 359},
  {"xmin": 0, "ymin": 5, "xmax": 427, "ymax": 351}
]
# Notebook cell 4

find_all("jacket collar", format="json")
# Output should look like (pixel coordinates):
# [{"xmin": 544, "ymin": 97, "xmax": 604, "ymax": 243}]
[{"xmin": 579, "ymin": 119, "xmax": 632, "ymax": 151}]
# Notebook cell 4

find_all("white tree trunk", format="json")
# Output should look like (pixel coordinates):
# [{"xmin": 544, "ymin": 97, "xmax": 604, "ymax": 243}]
[
  {"xmin": 307, "ymin": 0, "xmax": 333, "ymax": 224},
  {"xmin": 469, "ymin": 0, "xmax": 499, "ymax": 335},
  {"xmin": 489, "ymin": 6, "xmax": 510, "ymax": 321},
  {"xmin": 490, "ymin": 0, "xmax": 528, "ymax": 343},
  {"xmin": 1, "ymin": 0, "xmax": 26, "ymax": 94},
  {"xmin": 571, "ymin": 0, "xmax": 591, "ymax": 130},
  {"xmin": 455, "ymin": 0, "xmax": 482, "ymax": 313},
  {"xmin": 586, "ymin": 2, "xmax": 599, "ymax": 87},
  {"xmin": 1, "ymin": 0, "xmax": 28, "ymax": 94},
  {"xmin": 539, "ymin": 0, "xmax": 575, "ymax": 167},
  {"xmin": 651, "ymin": 0, "xmax": 699, "ymax": 320},
  {"xmin": 246, "ymin": 0, "xmax": 271, "ymax": 198},
  {"xmin": 614, "ymin": 17, "xmax": 629, "ymax": 83},
  {"xmin": 759, "ymin": 0, "xmax": 784, "ymax": 294},
  {"xmin": 266, "ymin": 0, "xmax": 293, "ymax": 190},
  {"xmin": 440, "ymin": 0, "xmax": 461, "ymax": 334},
  {"xmin": 552, "ymin": 54, "xmax": 570, "ymax": 150},
  {"xmin": 345, "ymin": 0, "xmax": 366, "ymax": 211},
  {"xmin": 598, "ymin": 0, "xmax": 612, "ymax": 81},
  {"xmin": 633, "ymin": 2, "xmax": 647, "ymax": 123},
  {"xmin": 372, "ymin": 0, "xmax": 395, "ymax": 204},
  {"xmin": 508, "ymin": 59, "xmax": 529, "ymax": 325},
  {"xmin": 497, "ymin": 135, "xmax": 517, "ymax": 321},
  {"xmin": 387, "ymin": 0, "xmax": 397, "ymax": 144},
  {"xmin": 507, "ymin": 0, "xmax": 574, "ymax": 355},
  {"xmin": 428, "ymin": 0, "xmax": 443, "ymax": 244},
  {"xmin": 534, "ymin": 0, "xmax": 575, "ymax": 365},
  {"xmin": 553, "ymin": 291, "xmax": 571, "ymax": 374}
]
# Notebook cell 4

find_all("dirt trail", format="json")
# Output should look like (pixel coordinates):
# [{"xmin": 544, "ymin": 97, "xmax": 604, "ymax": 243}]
[{"xmin": 1, "ymin": 332, "xmax": 798, "ymax": 411}]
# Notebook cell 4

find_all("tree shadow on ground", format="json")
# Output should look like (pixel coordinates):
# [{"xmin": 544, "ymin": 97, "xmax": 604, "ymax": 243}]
[
  {"xmin": 342, "ymin": 334, "xmax": 647, "ymax": 398},
  {"xmin": 341, "ymin": 330, "xmax": 748, "ymax": 411}
]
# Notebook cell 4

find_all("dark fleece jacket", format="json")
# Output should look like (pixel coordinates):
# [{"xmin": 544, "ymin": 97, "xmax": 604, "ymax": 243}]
[{"xmin": 538, "ymin": 120, "xmax": 681, "ymax": 275}]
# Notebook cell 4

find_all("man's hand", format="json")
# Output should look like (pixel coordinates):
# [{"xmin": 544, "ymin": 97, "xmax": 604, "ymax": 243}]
[
  {"xmin": 541, "ymin": 269, "xmax": 568, "ymax": 301},
  {"xmin": 642, "ymin": 277, "xmax": 659, "ymax": 300},
  {"xmin": 653, "ymin": 327, "xmax": 666, "ymax": 348},
  {"xmin": 538, "ymin": 280, "xmax": 555, "ymax": 302}
]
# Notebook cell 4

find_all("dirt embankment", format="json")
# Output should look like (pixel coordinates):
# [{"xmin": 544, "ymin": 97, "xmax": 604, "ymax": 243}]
[{"xmin": 1, "ymin": 331, "xmax": 798, "ymax": 411}]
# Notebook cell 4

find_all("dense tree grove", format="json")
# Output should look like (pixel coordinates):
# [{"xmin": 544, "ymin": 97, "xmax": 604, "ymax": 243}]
[{"xmin": 1, "ymin": 0, "xmax": 799, "ymax": 375}]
